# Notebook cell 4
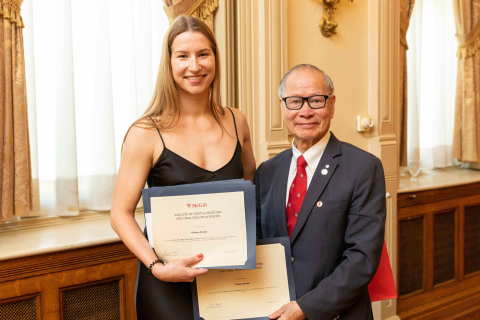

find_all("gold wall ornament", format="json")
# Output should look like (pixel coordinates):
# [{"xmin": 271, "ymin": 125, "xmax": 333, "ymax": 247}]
[
  {"xmin": 163, "ymin": 0, "xmax": 218, "ymax": 32},
  {"xmin": 319, "ymin": 0, "xmax": 353, "ymax": 37}
]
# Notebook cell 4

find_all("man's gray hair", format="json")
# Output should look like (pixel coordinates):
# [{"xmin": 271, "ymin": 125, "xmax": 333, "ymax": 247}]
[{"xmin": 277, "ymin": 64, "xmax": 334, "ymax": 98}]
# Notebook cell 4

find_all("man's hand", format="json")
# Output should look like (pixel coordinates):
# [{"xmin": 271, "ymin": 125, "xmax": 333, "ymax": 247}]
[{"xmin": 268, "ymin": 301, "xmax": 306, "ymax": 320}]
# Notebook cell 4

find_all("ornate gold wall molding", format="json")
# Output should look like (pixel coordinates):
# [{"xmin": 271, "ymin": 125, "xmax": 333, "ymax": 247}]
[
  {"xmin": 163, "ymin": 0, "xmax": 218, "ymax": 31},
  {"xmin": 317, "ymin": 0, "xmax": 353, "ymax": 37}
]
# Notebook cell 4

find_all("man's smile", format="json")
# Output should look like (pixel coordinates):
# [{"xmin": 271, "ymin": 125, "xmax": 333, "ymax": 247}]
[{"xmin": 296, "ymin": 122, "xmax": 318, "ymax": 128}]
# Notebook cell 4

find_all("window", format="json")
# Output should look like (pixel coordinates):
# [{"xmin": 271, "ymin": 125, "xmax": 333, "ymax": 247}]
[
  {"xmin": 406, "ymin": 0, "xmax": 457, "ymax": 170},
  {"xmin": 23, "ymin": 0, "xmax": 169, "ymax": 216}
]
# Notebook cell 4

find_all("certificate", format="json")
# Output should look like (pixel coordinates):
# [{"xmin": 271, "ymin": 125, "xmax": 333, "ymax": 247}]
[
  {"xmin": 150, "ymin": 192, "xmax": 247, "ymax": 268},
  {"xmin": 192, "ymin": 237, "xmax": 296, "ymax": 320},
  {"xmin": 142, "ymin": 180, "xmax": 257, "ymax": 269}
]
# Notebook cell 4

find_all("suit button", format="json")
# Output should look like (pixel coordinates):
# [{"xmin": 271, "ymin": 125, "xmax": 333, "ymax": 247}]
[
  {"xmin": 317, "ymin": 201, "xmax": 323, "ymax": 207},
  {"xmin": 291, "ymin": 257, "xmax": 294, "ymax": 263}
]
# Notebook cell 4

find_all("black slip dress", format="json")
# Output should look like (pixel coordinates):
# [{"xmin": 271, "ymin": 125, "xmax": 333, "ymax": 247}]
[{"xmin": 135, "ymin": 108, "xmax": 244, "ymax": 320}]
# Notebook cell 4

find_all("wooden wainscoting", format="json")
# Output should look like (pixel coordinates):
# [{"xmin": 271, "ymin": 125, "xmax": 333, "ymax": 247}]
[
  {"xmin": 0, "ymin": 242, "xmax": 137, "ymax": 320},
  {"xmin": 397, "ymin": 182, "xmax": 480, "ymax": 320}
]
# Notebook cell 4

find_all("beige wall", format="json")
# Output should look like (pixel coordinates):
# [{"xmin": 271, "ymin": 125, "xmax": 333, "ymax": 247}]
[{"xmin": 287, "ymin": 0, "xmax": 370, "ymax": 151}]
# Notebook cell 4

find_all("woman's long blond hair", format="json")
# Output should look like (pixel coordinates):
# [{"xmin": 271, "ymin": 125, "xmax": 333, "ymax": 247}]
[{"xmin": 124, "ymin": 15, "xmax": 224, "ymax": 144}]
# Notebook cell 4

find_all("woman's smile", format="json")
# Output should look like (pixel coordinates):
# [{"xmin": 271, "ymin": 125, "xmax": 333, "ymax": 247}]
[{"xmin": 184, "ymin": 75, "xmax": 207, "ymax": 84}]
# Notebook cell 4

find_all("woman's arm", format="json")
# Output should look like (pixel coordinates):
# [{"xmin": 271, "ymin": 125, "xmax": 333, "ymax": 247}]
[
  {"xmin": 231, "ymin": 109, "xmax": 256, "ymax": 181},
  {"xmin": 110, "ymin": 125, "xmax": 208, "ymax": 282}
]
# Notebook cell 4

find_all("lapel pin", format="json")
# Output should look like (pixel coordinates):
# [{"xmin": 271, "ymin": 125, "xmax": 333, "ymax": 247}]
[
  {"xmin": 325, "ymin": 164, "xmax": 330, "ymax": 168},
  {"xmin": 317, "ymin": 201, "xmax": 323, "ymax": 207},
  {"xmin": 321, "ymin": 169, "xmax": 328, "ymax": 175}
]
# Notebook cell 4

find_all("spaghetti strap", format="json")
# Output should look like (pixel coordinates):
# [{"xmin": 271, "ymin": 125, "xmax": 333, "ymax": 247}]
[
  {"xmin": 149, "ymin": 116, "xmax": 165, "ymax": 148},
  {"xmin": 226, "ymin": 107, "xmax": 239, "ymax": 142}
]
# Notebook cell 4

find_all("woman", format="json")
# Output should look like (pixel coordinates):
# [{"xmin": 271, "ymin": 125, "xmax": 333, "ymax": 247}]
[{"xmin": 110, "ymin": 16, "xmax": 256, "ymax": 319}]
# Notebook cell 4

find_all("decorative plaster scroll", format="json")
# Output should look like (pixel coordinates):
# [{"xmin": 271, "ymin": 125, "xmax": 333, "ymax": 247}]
[
  {"xmin": 164, "ymin": 0, "xmax": 218, "ymax": 31},
  {"xmin": 317, "ymin": 0, "xmax": 353, "ymax": 37}
]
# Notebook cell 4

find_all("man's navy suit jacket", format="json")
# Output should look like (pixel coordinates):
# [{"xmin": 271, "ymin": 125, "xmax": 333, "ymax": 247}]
[{"xmin": 254, "ymin": 132, "xmax": 386, "ymax": 320}]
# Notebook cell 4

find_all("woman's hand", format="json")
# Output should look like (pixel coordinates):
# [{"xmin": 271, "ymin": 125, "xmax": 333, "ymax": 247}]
[{"xmin": 152, "ymin": 253, "xmax": 209, "ymax": 282}]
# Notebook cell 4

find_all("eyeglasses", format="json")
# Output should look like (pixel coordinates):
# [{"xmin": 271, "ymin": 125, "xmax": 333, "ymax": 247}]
[{"xmin": 282, "ymin": 95, "xmax": 332, "ymax": 110}]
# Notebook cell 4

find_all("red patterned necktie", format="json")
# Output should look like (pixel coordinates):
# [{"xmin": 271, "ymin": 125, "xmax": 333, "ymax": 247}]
[{"xmin": 286, "ymin": 155, "xmax": 308, "ymax": 238}]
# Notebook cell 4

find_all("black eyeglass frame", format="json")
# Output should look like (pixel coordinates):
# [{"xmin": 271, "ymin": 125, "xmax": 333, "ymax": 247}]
[{"xmin": 281, "ymin": 94, "xmax": 332, "ymax": 110}]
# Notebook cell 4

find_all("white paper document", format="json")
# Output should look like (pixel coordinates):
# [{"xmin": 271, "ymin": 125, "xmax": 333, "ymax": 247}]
[
  {"xmin": 148, "ymin": 192, "xmax": 247, "ymax": 268},
  {"xmin": 195, "ymin": 243, "xmax": 291, "ymax": 320}
]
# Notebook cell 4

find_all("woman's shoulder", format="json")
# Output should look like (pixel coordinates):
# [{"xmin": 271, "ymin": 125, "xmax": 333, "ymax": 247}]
[
  {"xmin": 126, "ymin": 119, "xmax": 159, "ymax": 140},
  {"xmin": 123, "ymin": 120, "xmax": 164, "ymax": 161},
  {"xmin": 221, "ymin": 107, "xmax": 251, "ymax": 144},
  {"xmin": 224, "ymin": 107, "xmax": 248, "ymax": 128}
]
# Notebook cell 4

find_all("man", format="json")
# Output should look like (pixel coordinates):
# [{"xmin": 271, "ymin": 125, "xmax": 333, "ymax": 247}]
[{"xmin": 255, "ymin": 64, "xmax": 386, "ymax": 320}]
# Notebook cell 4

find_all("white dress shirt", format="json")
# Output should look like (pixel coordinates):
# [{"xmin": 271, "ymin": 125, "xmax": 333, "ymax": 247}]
[{"xmin": 286, "ymin": 131, "xmax": 331, "ymax": 206}]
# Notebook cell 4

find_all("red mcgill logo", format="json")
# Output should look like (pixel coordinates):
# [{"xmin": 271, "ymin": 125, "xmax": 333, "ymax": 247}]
[{"xmin": 187, "ymin": 203, "xmax": 207, "ymax": 208}]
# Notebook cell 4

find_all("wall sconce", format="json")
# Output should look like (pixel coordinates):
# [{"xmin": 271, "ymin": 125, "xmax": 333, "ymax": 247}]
[{"xmin": 320, "ymin": 0, "xmax": 353, "ymax": 37}]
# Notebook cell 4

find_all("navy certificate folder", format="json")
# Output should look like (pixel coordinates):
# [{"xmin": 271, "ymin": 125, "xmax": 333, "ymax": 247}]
[
  {"xmin": 191, "ymin": 237, "xmax": 296, "ymax": 320},
  {"xmin": 142, "ymin": 179, "xmax": 256, "ymax": 270}
]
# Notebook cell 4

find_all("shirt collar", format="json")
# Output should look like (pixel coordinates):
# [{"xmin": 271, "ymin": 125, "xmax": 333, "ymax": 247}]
[{"xmin": 291, "ymin": 131, "xmax": 331, "ymax": 172}]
